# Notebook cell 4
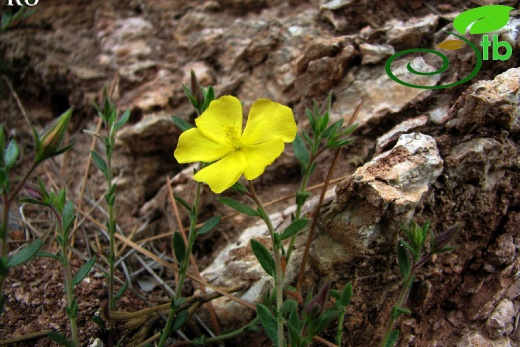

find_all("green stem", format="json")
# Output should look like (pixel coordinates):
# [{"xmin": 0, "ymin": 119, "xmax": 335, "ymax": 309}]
[
  {"xmin": 158, "ymin": 303, "xmax": 177, "ymax": 347},
  {"xmin": 380, "ymin": 263, "xmax": 417, "ymax": 347},
  {"xmin": 1, "ymin": 192, "xmax": 9, "ymax": 260},
  {"xmin": 335, "ymin": 307, "xmax": 346, "ymax": 345},
  {"xmin": 249, "ymin": 181, "xmax": 284, "ymax": 347},
  {"xmin": 202, "ymin": 316, "xmax": 259, "ymax": 344},
  {"xmin": 60, "ymin": 229, "xmax": 79, "ymax": 346},
  {"xmin": 106, "ymin": 147, "xmax": 116, "ymax": 311},
  {"xmin": 0, "ymin": 192, "xmax": 9, "ymax": 314},
  {"xmin": 286, "ymin": 156, "xmax": 314, "ymax": 262},
  {"xmin": 8, "ymin": 160, "xmax": 39, "ymax": 203},
  {"xmin": 175, "ymin": 181, "xmax": 201, "ymax": 301},
  {"xmin": 158, "ymin": 181, "xmax": 202, "ymax": 347}
]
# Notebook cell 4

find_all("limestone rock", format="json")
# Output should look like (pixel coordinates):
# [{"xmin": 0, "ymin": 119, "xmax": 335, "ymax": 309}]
[
  {"xmin": 485, "ymin": 299, "xmax": 516, "ymax": 338},
  {"xmin": 376, "ymin": 115, "xmax": 428, "ymax": 152},
  {"xmin": 386, "ymin": 14, "xmax": 439, "ymax": 49},
  {"xmin": 359, "ymin": 43, "xmax": 395, "ymax": 65},
  {"xmin": 117, "ymin": 114, "xmax": 180, "ymax": 155},
  {"xmin": 312, "ymin": 133, "xmax": 443, "ymax": 272},
  {"xmin": 457, "ymin": 331, "xmax": 512, "ymax": 347},
  {"xmin": 332, "ymin": 56, "xmax": 440, "ymax": 125},
  {"xmin": 446, "ymin": 68, "xmax": 520, "ymax": 134}
]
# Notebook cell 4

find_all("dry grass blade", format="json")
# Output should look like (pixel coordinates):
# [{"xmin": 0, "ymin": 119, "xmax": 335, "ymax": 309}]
[
  {"xmin": 136, "ymin": 174, "xmax": 351, "ymax": 245},
  {"xmin": 73, "ymin": 203, "xmax": 256, "ymax": 311}
]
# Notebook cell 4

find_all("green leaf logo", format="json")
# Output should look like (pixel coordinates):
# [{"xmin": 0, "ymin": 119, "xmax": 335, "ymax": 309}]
[{"xmin": 453, "ymin": 5, "xmax": 514, "ymax": 35}]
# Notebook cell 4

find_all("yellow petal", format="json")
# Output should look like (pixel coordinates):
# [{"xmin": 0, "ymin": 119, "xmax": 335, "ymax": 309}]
[
  {"xmin": 242, "ymin": 138, "xmax": 284, "ymax": 180},
  {"xmin": 194, "ymin": 151, "xmax": 247, "ymax": 193},
  {"xmin": 195, "ymin": 95, "xmax": 243, "ymax": 147},
  {"xmin": 242, "ymin": 99, "xmax": 297, "ymax": 145},
  {"xmin": 174, "ymin": 128, "xmax": 232, "ymax": 163}
]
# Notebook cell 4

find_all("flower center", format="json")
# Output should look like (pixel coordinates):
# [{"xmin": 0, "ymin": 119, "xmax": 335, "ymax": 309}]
[{"xmin": 224, "ymin": 126, "xmax": 242, "ymax": 150}]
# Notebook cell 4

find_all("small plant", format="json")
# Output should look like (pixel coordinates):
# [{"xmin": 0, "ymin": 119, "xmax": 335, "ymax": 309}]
[
  {"xmin": 158, "ymin": 73, "xmax": 218, "ymax": 347},
  {"xmin": 283, "ymin": 94, "xmax": 357, "ymax": 263},
  {"xmin": 22, "ymin": 182, "xmax": 95, "ymax": 347},
  {"xmin": 88, "ymin": 88, "xmax": 130, "ymax": 311},
  {"xmin": 380, "ymin": 220, "xmax": 461, "ymax": 347},
  {"xmin": 0, "ymin": 109, "xmax": 74, "ymax": 315},
  {"xmin": 172, "ymin": 71, "xmax": 361, "ymax": 346}
]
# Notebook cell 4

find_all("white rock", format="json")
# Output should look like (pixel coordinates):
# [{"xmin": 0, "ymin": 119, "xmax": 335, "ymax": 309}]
[
  {"xmin": 486, "ymin": 299, "xmax": 516, "ymax": 338},
  {"xmin": 312, "ymin": 133, "xmax": 443, "ymax": 271}
]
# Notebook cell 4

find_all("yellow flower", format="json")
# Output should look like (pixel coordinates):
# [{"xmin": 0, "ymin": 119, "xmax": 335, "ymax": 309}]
[{"xmin": 174, "ymin": 95, "xmax": 297, "ymax": 193}]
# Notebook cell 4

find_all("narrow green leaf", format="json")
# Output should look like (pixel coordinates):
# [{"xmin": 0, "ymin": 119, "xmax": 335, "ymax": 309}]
[
  {"xmin": 18, "ymin": 198, "xmax": 48, "ymax": 207},
  {"xmin": 50, "ymin": 141, "xmax": 76, "ymax": 159},
  {"xmin": 174, "ymin": 297, "xmax": 186, "ymax": 309},
  {"xmin": 90, "ymin": 150, "xmax": 107, "ymax": 178},
  {"xmin": 341, "ymin": 123, "xmax": 359, "ymax": 136},
  {"xmin": 322, "ymin": 119, "xmax": 342, "ymax": 140},
  {"xmin": 7, "ymin": 239, "xmax": 43, "ymax": 268},
  {"xmin": 172, "ymin": 310, "xmax": 189, "ymax": 331},
  {"xmin": 218, "ymin": 197, "xmax": 259, "ymax": 217},
  {"xmin": 287, "ymin": 310, "xmax": 302, "ymax": 346},
  {"xmin": 115, "ymin": 281, "xmax": 128, "ymax": 300},
  {"xmin": 173, "ymin": 232, "xmax": 186, "ymax": 264},
  {"xmin": 5, "ymin": 139, "xmax": 18, "ymax": 169},
  {"xmin": 91, "ymin": 314, "xmax": 106, "ymax": 330},
  {"xmin": 114, "ymin": 109, "xmax": 131, "ymax": 131},
  {"xmin": 295, "ymin": 192, "xmax": 311, "ymax": 206},
  {"xmin": 73, "ymin": 258, "xmax": 95, "ymax": 286},
  {"xmin": 397, "ymin": 241, "xmax": 411, "ymax": 280},
  {"xmin": 280, "ymin": 218, "xmax": 308, "ymax": 240},
  {"xmin": 280, "ymin": 299, "xmax": 298, "ymax": 315},
  {"xmin": 230, "ymin": 182, "xmax": 249, "ymax": 195},
  {"xmin": 305, "ymin": 108, "xmax": 316, "ymax": 132},
  {"xmin": 327, "ymin": 138, "xmax": 355, "ymax": 149},
  {"xmin": 171, "ymin": 116, "xmax": 194, "ymax": 132},
  {"xmin": 250, "ymin": 239, "xmax": 275, "ymax": 276},
  {"xmin": 340, "ymin": 282, "xmax": 353, "ymax": 306},
  {"xmin": 62, "ymin": 201, "xmax": 76, "ymax": 236},
  {"xmin": 399, "ymin": 239, "xmax": 415, "ymax": 255},
  {"xmin": 257, "ymin": 304, "xmax": 278, "ymax": 346},
  {"xmin": 391, "ymin": 306, "xmax": 411, "ymax": 319},
  {"xmin": 47, "ymin": 331, "xmax": 73, "ymax": 347},
  {"xmin": 36, "ymin": 251, "xmax": 61, "ymax": 262},
  {"xmin": 181, "ymin": 84, "xmax": 198, "ymax": 108},
  {"xmin": 384, "ymin": 329, "xmax": 399, "ymax": 347},
  {"xmin": 292, "ymin": 133, "xmax": 309, "ymax": 169},
  {"xmin": 107, "ymin": 182, "xmax": 117, "ymax": 199},
  {"xmin": 197, "ymin": 216, "xmax": 221, "ymax": 236},
  {"xmin": 174, "ymin": 195, "xmax": 192, "ymax": 212},
  {"xmin": 318, "ymin": 111, "xmax": 330, "ymax": 133},
  {"xmin": 301, "ymin": 130, "xmax": 313, "ymax": 147},
  {"xmin": 31, "ymin": 126, "xmax": 42, "ymax": 158},
  {"xmin": 68, "ymin": 297, "xmax": 78, "ymax": 319},
  {"xmin": 201, "ymin": 86, "xmax": 215, "ymax": 112}
]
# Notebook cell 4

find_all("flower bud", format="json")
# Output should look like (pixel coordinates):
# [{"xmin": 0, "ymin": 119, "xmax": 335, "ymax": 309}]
[
  {"xmin": 304, "ymin": 281, "xmax": 331, "ymax": 319},
  {"xmin": 24, "ymin": 183, "xmax": 43, "ymax": 201},
  {"xmin": 432, "ymin": 223, "xmax": 461, "ymax": 252},
  {"xmin": 34, "ymin": 108, "xmax": 74, "ymax": 164},
  {"xmin": 190, "ymin": 70, "xmax": 205, "ymax": 109}
]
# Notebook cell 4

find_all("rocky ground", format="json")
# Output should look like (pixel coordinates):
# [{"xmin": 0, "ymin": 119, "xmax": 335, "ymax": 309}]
[{"xmin": 0, "ymin": 0, "xmax": 519, "ymax": 346}]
